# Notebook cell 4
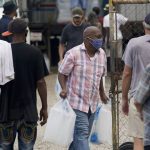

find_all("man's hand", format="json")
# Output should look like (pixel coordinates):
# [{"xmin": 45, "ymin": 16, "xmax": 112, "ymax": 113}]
[
  {"xmin": 134, "ymin": 101, "xmax": 143, "ymax": 120},
  {"xmin": 122, "ymin": 98, "xmax": 129, "ymax": 116},
  {"xmin": 40, "ymin": 108, "xmax": 48, "ymax": 126},
  {"xmin": 58, "ymin": 59, "xmax": 63, "ymax": 67},
  {"xmin": 60, "ymin": 89, "xmax": 67, "ymax": 99},
  {"xmin": 101, "ymin": 93, "xmax": 109, "ymax": 104}
]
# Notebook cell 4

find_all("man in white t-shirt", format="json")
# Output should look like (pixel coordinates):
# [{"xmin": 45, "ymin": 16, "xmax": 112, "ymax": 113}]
[{"xmin": 103, "ymin": 4, "xmax": 128, "ymax": 71}]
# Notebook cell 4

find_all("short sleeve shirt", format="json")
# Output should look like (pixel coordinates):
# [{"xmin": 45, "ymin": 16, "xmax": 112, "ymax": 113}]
[
  {"xmin": 0, "ymin": 15, "xmax": 12, "ymax": 42},
  {"xmin": 123, "ymin": 35, "xmax": 150, "ymax": 98},
  {"xmin": 0, "ymin": 42, "xmax": 49, "ymax": 122},
  {"xmin": 59, "ymin": 43, "xmax": 107, "ymax": 113},
  {"xmin": 60, "ymin": 23, "xmax": 88, "ymax": 52},
  {"xmin": 103, "ymin": 13, "xmax": 128, "ymax": 40}
]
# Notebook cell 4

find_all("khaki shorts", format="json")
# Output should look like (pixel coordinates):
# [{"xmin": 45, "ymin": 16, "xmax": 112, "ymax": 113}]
[
  {"xmin": 105, "ymin": 39, "xmax": 122, "ymax": 58},
  {"xmin": 116, "ymin": 40, "xmax": 122, "ymax": 58},
  {"xmin": 128, "ymin": 97, "xmax": 144, "ymax": 138}
]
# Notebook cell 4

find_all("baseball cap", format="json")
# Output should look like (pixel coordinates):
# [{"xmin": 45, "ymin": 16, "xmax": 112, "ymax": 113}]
[
  {"xmin": 3, "ymin": 1, "xmax": 17, "ymax": 14},
  {"xmin": 2, "ymin": 18, "xmax": 27, "ymax": 37},
  {"xmin": 2, "ymin": 31, "xmax": 12, "ymax": 36},
  {"xmin": 72, "ymin": 7, "xmax": 83, "ymax": 18}
]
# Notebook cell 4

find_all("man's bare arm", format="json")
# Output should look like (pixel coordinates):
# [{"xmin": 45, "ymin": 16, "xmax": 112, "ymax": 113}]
[
  {"xmin": 59, "ymin": 43, "xmax": 65, "ymax": 61},
  {"xmin": 37, "ymin": 78, "xmax": 48, "ymax": 126},
  {"xmin": 58, "ymin": 72, "xmax": 68, "ymax": 99},
  {"xmin": 99, "ymin": 78, "xmax": 108, "ymax": 104},
  {"xmin": 122, "ymin": 65, "xmax": 132, "ymax": 115}
]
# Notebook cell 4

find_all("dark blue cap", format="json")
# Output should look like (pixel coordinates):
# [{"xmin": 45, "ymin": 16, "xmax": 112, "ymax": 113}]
[
  {"xmin": 145, "ymin": 13, "xmax": 150, "ymax": 25},
  {"xmin": 3, "ymin": 1, "xmax": 17, "ymax": 14}
]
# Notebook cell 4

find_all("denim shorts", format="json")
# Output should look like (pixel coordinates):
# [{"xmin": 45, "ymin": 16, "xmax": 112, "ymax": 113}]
[{"xmin": 0, "ymin": 120, "xmax": 37, "ymax": 150}]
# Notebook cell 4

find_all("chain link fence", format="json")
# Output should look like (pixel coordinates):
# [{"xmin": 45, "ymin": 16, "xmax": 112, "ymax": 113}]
[
  {"xmin": 84, "ymin": 1, "xmax": 150, "ymax": 150},
  {"xmin": 107, "ymin": 1, "xmax": 150, "ymax": 150}
]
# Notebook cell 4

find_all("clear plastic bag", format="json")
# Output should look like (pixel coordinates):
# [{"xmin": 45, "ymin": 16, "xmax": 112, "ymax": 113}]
[
  {"xmin": 54, "ymin": 77, "xmax": 62, "ymax": 98},
  {"xmin": 89, "ymin": 103, "xmax": 112, "ymax": 145},
  {"xmin": 43, "ymin": 99, "xmax": 76, "ymax": 147}
]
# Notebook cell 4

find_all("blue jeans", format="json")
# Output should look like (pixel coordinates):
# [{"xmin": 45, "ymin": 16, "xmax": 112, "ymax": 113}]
[
  {"xmin": 69, "ymin": 109, "xmax": 95, "ymax": 150},
  {"xmin": 70, "ymin": 0, "xmax": 88, "ymax": 10},
  {"xmin": 0, "ymin": 120, "xmax": 37, "ymax": 150}
]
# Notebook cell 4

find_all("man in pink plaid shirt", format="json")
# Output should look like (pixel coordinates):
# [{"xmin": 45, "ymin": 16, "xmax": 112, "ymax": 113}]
[{"xmin": 58, "ymin": 26, "xmax": 108, "ymax": 150}]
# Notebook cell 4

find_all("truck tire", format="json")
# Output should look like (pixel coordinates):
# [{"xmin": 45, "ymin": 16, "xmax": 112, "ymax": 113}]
[{"xmin": 119, "ymin": 142, "xmax": 133, "ymax": 150}]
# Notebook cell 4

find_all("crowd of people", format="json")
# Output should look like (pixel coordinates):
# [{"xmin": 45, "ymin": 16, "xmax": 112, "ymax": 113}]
[{"xmin": 0, "ymin": 1, "xmax": 150, "ymax": 150}]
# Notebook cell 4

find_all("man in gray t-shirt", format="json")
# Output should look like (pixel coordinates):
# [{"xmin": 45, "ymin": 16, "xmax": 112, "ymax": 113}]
[{"xmin": 122, "ymin": 13, "xmax": 150, "ymax": 150}]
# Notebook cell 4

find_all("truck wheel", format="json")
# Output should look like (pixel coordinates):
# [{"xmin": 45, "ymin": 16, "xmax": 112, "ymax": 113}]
[{"xmin": 119, "ymin": 142, "xmax": 133, "ymax": 150}]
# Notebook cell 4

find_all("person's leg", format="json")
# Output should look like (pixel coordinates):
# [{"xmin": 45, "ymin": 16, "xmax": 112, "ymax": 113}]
[
  {"xmin": 134, "ymin": 138, "xmax": 144, "ymax": 150},
  {"xmin": 116, "ymin": 39, "xmax": 123, "ymax": 72},
  {"xmin": 0, "ymin": 122, "xmax": 16, "ymax": 150},
  {"xmin": 79, "ymin": 0, "xmax": 88, "ymax": 10},
  {"xmin": 69, "ymin": 109, "xmax": 90, "ymax": 150},
  {"xmin": 107, "ymin": 57, "xmax": 110, "ymax": 73},
  {"xmin": 117, "ymin": 39, "xmax": 122, "ymax": 59},
  {"xmin": 18, "ymin": 121, "xmax": 37, "ymax": 150},
  {"xmin": 144, "ymin": 145, "xmax": 150, "ymax": 150},
  {"xmin": 70, "ymin": 0, "xmax": 79, "ymax": 9},
  {"xmin": 79, "ymin": 0, "xmax": 88, "ymax": 15},
  {"xmin": 128, "ymin": 98, "xmax": 144, "ymax": 150}
]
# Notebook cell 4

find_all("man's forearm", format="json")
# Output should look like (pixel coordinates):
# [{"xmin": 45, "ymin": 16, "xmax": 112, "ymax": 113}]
[
  {"xmin": 103, "ymin": 28, "xmax": 106, "ymax": 44},
  {"xmin": 99, "ymin": 78, "xmax": 108, "ymax": 103},
  {"xmin": 122, "ymin": 69, "xmax": 132, "ymax": 101},
  {"xmin": 106, "ymin": 28, "xmax": 110, "ymax": 46},
  {"xmin": 99, "ymin": 78, "xmax": 104, "ymax": 95},
  {"xmin": 58, "ymin": 73, "xmax": 68, "ymax": 90},
  {"xmin": 99, "ymin": 78, "xmax": 105, "ymax": 97},
  {"xmin": 37, "ymin": 78, "xmax": 47, "ymax": 109},
  {"xmin": 59, "ymin": 44, "xmax": 65, "ymax": 61}
]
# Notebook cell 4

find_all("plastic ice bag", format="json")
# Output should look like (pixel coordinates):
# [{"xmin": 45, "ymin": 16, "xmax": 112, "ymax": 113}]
[
  {"xmin": 89, "ymin": 103, "xmax": 112, "ymax": 145},
  {"xmin": 43, "ymin": 99, "xmax": 76, "ymax": 147},
  {"xmin": 54, "ymin": 77, "xmax": 62, "ymax": 98}
]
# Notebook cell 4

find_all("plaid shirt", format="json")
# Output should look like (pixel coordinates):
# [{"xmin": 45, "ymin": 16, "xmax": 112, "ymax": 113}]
[
  {"xmin": 134, "ymin": 64, "xmax": 150, "ymax": 146},
  {"xmin": 59, "ymin": 43, "xmax": 107, "ymax": 113}
]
